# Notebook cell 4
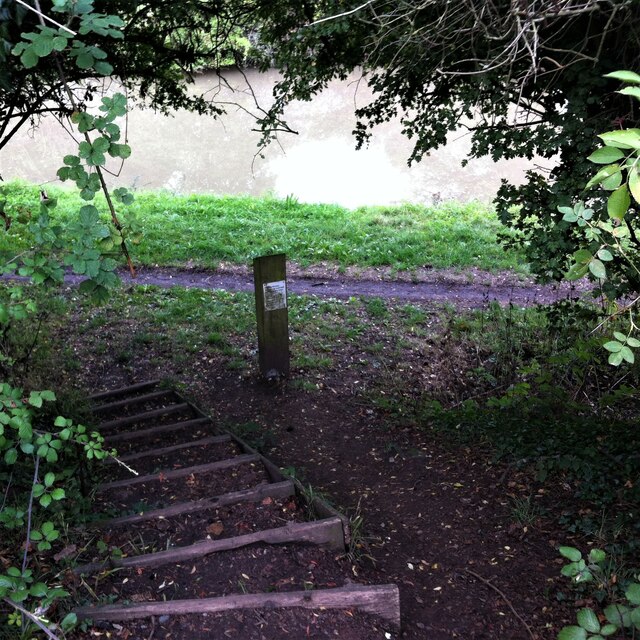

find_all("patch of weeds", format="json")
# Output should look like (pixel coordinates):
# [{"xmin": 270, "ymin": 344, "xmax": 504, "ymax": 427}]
[
  {"xmin": 289, "ymin": 379, "xmax": 319, "ymax": 392},
  {"xmin": 206, "ymin": 331, "xmax": 226, "ymax": 347},
  {"xmin": 510, "ymin": 495, "xmax": 540, "ymax": 528},
  {"xmin": 227, "ymin": 421, "xmax": 275, "ymax": 453},
  {"xmin": 294, "ymin": 353, "xmax": 333, "ymax": 370},
  {"xmin": 363, "ymin": 297, "xmax": 389, "ymax": 319}
]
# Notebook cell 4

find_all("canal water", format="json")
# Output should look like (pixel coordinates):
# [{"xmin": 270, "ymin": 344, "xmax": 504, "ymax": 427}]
[{"xmin": 1, "ymin": 69, "xmax": 540, "ymax": 208}]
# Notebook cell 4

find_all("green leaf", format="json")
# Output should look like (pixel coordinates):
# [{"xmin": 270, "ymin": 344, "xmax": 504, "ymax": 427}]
[
  {"xmin": 589, "ymin": 259, "xmax": 606, "ymax": 279},
  {"xmin": 28, "ymin": 391, "xmax": 43, "ymax": 408},
  {"xmin": 619, "ymin": 86, "xmax": 640, "ymax": 101},
  {"xmin": 599, "ymin": 129, "xmax": 640, "ymax": 150},
  {"xmin": 39, "ymin": 494, "xmax": 52, "ymax": 508},
  {"xmin": 40, "ymin": 390, "xmax": 55, "ymax": 401},
  {"xmin": 29, "ymin": 582, "xmax": 47, "ymax": 597},
  {"xmin": 607, "ymin": 184, "xmax": 631, "ymax": 220},
  {"xmin": 600, "ymin": 623, "xmax": 618, "ymax": 636},
  {"xmin": 602, "ymin": 170, "xmax": 623, "ymax": 191},
  {"xmin": 61, "ymin": 613, "xmax": 78, "ymax": 631},
  {"xmin": 604, "ymin": 604, "xmax": 631, "ymax": 628},
  {"xmin": 626, "ymin": 584, "xmax": 640, "ymax": 605},
  {"xmin": 4, "ymin": 448, "xmax": 17, "ymax": 465},
  {"xmin": 613, "ymin": 331, "xmax": 627, "ymax": 342},
  {"xmin": 606, "ymin": 70, "xmax": 640, "ymax": 84},
  {"xmin": 577, "ymin": 609, "xmax": 600, "ymax": 633},
  {"xmin": 20, "ymin": 49, "xmax": 39, "ymax": 69},
  {"xmin": 629, "ymin": 166, "xmax": 640, "ymax": 203},
  {"xmin": 609, "ymin": 350, "xmax": 624, "ymax": 366},
  {"xmin": 588, "ymin": 147, "xmax": 625, "ymax": 164},
  {"xmin": 51, "ymin": 488, "xmax": 65, "ymax": 501},
  {"xmin": 630, "ymin": 607, "xmax": 640, "ymax": 630},
  {"xmin": 621, "ymin": 346, "xmax": 635, "ymax": 363},
  {"xmin": 627, "ymin": 337, "xmax": 640, "ymax": 348},
  {"xmin": 559, "ymin": 547, "xmax": 582, "ymax": 562},
  {"xmin": 557, "ymin": 627, "xmax": 587, "ymax": 640},
  {"xmin": 603, "ymin": 340, "xmax": 622, "ymax": 352},
  {"xmin": 44, "ymin": 471, "xmax": 55, "ymax": 487},
  {"xmin": 587, "ymin": 164, "xmax": 620, "ymax": 189},
  {"xmin": 597, "ymin": 249, "xmax": 614, "ymax": 262},
  {"xmin": 75, "ymin": 51, "xmax": 94, "ymax": 69}
]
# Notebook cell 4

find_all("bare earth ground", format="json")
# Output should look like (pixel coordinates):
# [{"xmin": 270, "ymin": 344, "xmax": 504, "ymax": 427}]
[{"xmin": 53, "ymin": 267, "xmax": 596, "ymax": 639}]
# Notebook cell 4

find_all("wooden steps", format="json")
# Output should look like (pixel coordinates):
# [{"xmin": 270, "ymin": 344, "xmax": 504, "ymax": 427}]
[{"xmin": 73, "ymin": 380, "xmax": 401, "ymax": 637}]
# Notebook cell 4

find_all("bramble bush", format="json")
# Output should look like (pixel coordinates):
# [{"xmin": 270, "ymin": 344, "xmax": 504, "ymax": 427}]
[{"xmin": 0, "ymin": 1, "xmax": 137, "ymax": 636}]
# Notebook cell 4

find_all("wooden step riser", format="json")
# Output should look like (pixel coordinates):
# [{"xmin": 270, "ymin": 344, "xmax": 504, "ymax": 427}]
[
  {"xmin": 104, "ymin": 416, "xmax": 209, "ymax": 445},
  {"xmin": 93, "ymin": 389, "xmax": 175, "ymax": 415},
  {"xmin": 99, "ymin": 403, "xmax": 194, "ymax": 433},
  {"xmin": 97, "ymin": 453, "xmax": 261, "ymax": 492},
  {"xmin": 93, "ymin": 480, "xmax": 295, "ymax": 529},
  {"xmin": 89, "ymin": 380, "xmax": 161, "ymax": 403},
  {"xmin": 74, "ymin": 517, "xmax": 345, "ymax": 575},
  {"xmin": 74, "ymin": 584, "xmax": 401, "ymax": 629},
  {"xmin": 105, "ymin": 434, "xmax": 232, "ymax": 464}
]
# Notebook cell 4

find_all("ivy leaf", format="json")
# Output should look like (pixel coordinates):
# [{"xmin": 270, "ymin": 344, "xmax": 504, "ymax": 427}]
[
  {"xmin": 587, "ymin": 147, "xmax": 625, "ymax": 164},
  {"xmin": 607, "ymin": 184, "xmax": 631, "ymax": 220}
]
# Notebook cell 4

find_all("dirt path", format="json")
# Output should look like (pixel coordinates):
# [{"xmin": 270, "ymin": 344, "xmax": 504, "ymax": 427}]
[{"xmin": 110, "ymin": 265, "xmax": 586, "ymax": 308}]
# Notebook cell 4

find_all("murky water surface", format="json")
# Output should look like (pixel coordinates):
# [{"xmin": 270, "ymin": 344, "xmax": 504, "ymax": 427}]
[{"xmin": 1, "ymin": 69, "xmax": 540, "ymax": 207}]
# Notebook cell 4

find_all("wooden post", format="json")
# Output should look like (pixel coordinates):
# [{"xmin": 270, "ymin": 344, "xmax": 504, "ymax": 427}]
[{"xmin": 253, "ymin": 253, "xmax": 290, "ymax": 378}]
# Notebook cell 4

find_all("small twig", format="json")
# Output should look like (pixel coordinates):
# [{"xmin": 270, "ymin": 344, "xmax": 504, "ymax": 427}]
[
  {"xmin": 306, "ymin": 0, "xmax": 375, "ymax": 27},
  {"xmin": 22, "ymin": 456, "xmax": 40, "ymax": 573},
  {"xmin": 147, "ymin": 615, "xmax": 157, "ymax": 640},
  {"xmin": 464, "ymin": 569, "xmax": 535, "ymax": 640},
  {"xmin": 14, "ymin": 0, "xmax": 76, "ymax": 35},
  {"xmin": 2, "ymin": 597, "xmax": 61, "ymax": 640}
]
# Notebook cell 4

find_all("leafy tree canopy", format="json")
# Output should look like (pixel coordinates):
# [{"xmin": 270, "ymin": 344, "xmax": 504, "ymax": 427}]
[
  {"xmin": 0, "ymin": 0, "xmax": 262, "ymax": 152},
  {"xmin": 252, "ymin": 0, "xmax": 640, "ymax": 294}
]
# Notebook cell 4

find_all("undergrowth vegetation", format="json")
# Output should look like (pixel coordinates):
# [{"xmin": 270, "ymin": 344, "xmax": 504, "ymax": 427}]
[{"xmin": 0, "ymin": 180, "xmax": 523, "ymax": 271}]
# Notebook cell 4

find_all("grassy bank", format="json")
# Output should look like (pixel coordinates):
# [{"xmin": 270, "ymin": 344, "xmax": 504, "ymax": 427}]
[{"xmin": 0, "ymin": 180, "xmax": 524, "ymax": 272}]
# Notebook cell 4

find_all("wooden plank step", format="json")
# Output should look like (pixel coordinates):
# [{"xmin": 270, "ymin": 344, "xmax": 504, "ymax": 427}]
[
  {"xmin": 74, "ymin": 584, "xmax": 401, "ymax": 629},
  {"xmin": 106, "ymin": 434, "xmax": 231, "ymax": 464},
  {"xmin": 94, "ymin": 480, "xmax": 295, "ymax": 528},
  {"xmin": 97, "ymin": 454, "xmax": 261, "ymax": 492},
  {"xmin": 99, "ymin": 402, "xmax": 191, "ymax": 432},
  {"xmin": 104, "ymin": 418, "xmax": 212, "ymax": 445},
  {"xmin": 89, "ymin": 380, "xmax": 161, "ymax": 403},
  {"xmin": 75, "ymin": 517, "xmax": 345, "ymax": 575},
  {"xmin": 93, "ymin": 389, "xmax": 175, "ymax": 415}
]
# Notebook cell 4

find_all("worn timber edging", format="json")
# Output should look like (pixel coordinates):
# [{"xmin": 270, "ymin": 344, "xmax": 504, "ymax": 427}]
[
  {"xmin": 75, "ymin": 517, "xmax": 345, "ymax": 575},
  {"xmin": 97, "ymin": 453, "xmax": 260, "ymax": 491},
  {"xmin": 74, "ymin": 583, "xmax": 401, "ymax": 629},
  {"xmin": 93, "ymin": 480, "xmax": 295, "ymax": 528}
]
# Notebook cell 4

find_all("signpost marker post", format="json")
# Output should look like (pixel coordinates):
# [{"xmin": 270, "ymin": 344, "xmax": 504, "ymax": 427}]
[{"xmin": 253, "ymin": 253, "xmax": 290, "ymax": 379}]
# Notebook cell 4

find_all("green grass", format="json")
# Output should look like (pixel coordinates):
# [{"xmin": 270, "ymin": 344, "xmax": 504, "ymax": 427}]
[{"xmin": 0, "ymin": 180, "xmax": 524, "ymax": 272}]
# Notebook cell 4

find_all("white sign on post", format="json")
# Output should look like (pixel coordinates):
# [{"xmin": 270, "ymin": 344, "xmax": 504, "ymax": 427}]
[{"xmin": 263, "ymin": 280, "xmax": 287, "ymax": 311}]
